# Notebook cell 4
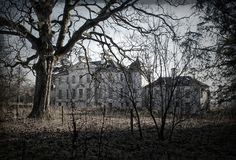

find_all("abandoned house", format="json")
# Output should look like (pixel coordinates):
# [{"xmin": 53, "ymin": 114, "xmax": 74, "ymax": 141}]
[
  {"xmin": 142, "ymin": 74, "xmax": 210, "ymax": 114},
  {"xmin": 51, "ymin": 57, "xmax": 142, "ymax": 108}
]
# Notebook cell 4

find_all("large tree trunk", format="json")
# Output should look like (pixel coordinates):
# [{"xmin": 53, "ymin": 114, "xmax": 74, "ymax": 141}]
[{"xmin": 28, "ymin": 56, "xmax": 54, "ymax": 119}]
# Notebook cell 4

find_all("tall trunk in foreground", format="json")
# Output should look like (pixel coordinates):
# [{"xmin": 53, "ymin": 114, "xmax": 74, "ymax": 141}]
[
  {"xmin": 28, "ymin": 1, "xmax": 54, "ymax": 119},
  {"xmin": 28, "ymin": 55, "xmax": 54, "ymax": 119}
]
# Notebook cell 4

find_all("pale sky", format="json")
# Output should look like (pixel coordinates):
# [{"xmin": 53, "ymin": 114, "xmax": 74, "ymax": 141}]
[{"xmin": 3, "ymin": 0, "xmax": 207, "ymax": 86}]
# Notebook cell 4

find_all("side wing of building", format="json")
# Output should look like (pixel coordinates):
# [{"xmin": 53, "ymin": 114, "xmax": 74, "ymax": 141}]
[{"xmin": 142, "ymin": 76, "xmax": 210, "ymax": 114}]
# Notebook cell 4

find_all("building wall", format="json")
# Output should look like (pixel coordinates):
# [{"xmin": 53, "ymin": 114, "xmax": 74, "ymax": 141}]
[
  {"xmin": 143, "ymin": 84, "xmax": 209, "ymax": 114},
  {"xmin": 51, "ymin": 61, "xmax": 142, "ymax": 108}
]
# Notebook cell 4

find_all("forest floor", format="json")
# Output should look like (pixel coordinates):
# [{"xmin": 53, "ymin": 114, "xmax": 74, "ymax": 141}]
[{"xmin": 0, "ymin": 107, "xmax": 236, "ymax": 160}]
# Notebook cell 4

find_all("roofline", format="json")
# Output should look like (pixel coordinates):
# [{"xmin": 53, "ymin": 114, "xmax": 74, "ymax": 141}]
[{"xmin": 143, "ymin": 76, "xmax": 209, "ymax": 88}]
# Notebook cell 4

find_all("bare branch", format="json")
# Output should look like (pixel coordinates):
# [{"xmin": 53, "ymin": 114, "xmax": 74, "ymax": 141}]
[
  {"xmin": 55, "ymin": 0, "xmax": 138, "ymax": 56},
  {"xmin": 0, "ymin": 16, "xmax": 39, "ymax": 49},
  {"xmin": 56, "ymin": 0, "xmax": 73, "ymax": 49}
]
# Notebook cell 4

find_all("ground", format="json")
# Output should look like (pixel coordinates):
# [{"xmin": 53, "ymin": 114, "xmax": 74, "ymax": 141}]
[{"xmin": 0, "ymin": 106, "xmax": 235, "ymax": 160}]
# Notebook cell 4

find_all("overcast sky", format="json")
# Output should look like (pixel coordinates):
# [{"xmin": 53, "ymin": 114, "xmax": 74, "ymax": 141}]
[{"xmin": 1, "ymin": 0, "xmax": 203, "ymax": 85}]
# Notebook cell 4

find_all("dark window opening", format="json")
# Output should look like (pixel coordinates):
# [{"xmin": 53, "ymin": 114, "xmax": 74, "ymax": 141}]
[
  {"xmin": 72, "ymin": 75, "xmax": 76, "ymax": 84},
  {"xmin": 72, "ymin": 89, "xmax": 76, "ymax": 99},
  {"xmin": 58, "ymin": 90, "xmax": 62, "ymax": 99},
  {"xmin": 79, "ymin": 89, "xmax": 83, "ymax": 98}
]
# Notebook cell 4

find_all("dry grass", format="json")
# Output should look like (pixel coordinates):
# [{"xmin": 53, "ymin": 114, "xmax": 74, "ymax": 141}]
[{"xmin": 0, "ymin": 106, "xmax": 235, "ymax": 160}]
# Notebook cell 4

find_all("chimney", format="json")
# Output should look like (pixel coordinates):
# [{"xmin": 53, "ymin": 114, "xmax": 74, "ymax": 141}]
[
  {"xmin": 190, "ymin": 67, "xmax": 196, "ymax": 79},
  {"xmin": 100, "ymin": 53, "xmax": 106, "ymax": 64},
  {"xmin": 100, "ymin": 51, "xmax": 111, "ymax": 64}
]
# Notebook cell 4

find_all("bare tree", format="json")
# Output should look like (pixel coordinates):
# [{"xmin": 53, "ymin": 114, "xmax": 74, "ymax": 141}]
[
  {"xmin": 115, "ymin": 58, "xmax": 143, "ymax": 138},
  {"xmin": 130, "ymin": 25, "xmax": 206, "ymax": 140},
  {"xmin": 0, "ymin": 0, "xmax": 187, "ymax": 119}
]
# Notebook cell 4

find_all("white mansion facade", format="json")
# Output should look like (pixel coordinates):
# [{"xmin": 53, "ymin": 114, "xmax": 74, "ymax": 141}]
[{"xmin": 51, "ymin": 58, "xmax": 142, "ymax": 108}]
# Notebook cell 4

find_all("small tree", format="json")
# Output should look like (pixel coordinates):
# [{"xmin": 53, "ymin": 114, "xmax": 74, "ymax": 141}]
[{"xmin": 117, "ymin": 58, "xmax": 143, "ymax": 138}]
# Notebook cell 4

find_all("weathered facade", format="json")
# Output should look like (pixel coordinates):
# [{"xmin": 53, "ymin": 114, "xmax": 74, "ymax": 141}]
[
  {"xmin": 143, "ymin": 76, "xmax": 210, "ymax": 114},
  {"xmin": 51, "ymin": 58, "xmax": 142, "ymax": 108}
]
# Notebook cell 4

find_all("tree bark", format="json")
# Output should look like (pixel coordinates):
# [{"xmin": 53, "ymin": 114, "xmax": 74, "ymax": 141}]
[
  {"xmin": 159, "ymin": 114, "xmax": 166, "ymax": 140},
  {"xmin": 132, "ymin": 101, "xmax": 143, "ymax": 139},
  {"xmin": 130, "ymin": 108, "xmax": 134, "ymax": 134},
  {"xmin": 28, "ymin": 56, "xmax": 54, "ymax": 119}
]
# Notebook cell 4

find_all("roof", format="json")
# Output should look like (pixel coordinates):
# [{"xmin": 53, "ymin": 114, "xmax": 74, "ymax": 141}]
[
  {"xmin": 129, "ymin": 58, "xmax": 141, "ymax": 71},
  {"xmin": 53, "ymin": 58, "xmax": 140, "ymax": 76},
  {"xmin": 94, "ymin": 60, "xmax": 122, "ymax": 72},
  {"xmin": 53, "ymin": 67, "xmax": 69, "ymax": 76},
  {"xmin": 148, "ymin": 76, "xmax": 209, "ymax": 88},
  {"xmin": 90, "ymin": 61, "xmax": 102, "ymax": 66}
]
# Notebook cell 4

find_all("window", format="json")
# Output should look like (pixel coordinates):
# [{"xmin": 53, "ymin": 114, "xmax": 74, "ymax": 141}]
[
  {"xmin": 154, "ymin": 88, "xmax": 159, "ymax": 95},
  {"xmin": 176, "ymin": 102, "xmax": 180, "ymax": 108},
  {"xmin": 51, "ymin": 98, "xmax": 55, "ymax": 105},
  {"xmin": 176, "ymin": 88, "xmax": 182, "ymax": 99},
  {"xmin": 120, "ymin": 73, "xmax": 123, "ymax": 81},
  {"xmin": 108, "ymin": 73, "xmax": 113, "ymax": 81},
  {"xmin": 104, "ymin": 86, "xmax": 106, "ymax": 94},
  {"xmin": 86, "ymin": 74, "xmax": 91, "ymax": 83},
  {"xmin": 185, "ymin": 89, "xmax": 190, "ymax": 98},
  {"xmin": 86, "ymin": 88, "xmax": 91, "ymax": 99},
  {"xmin": 185, "ymin": 103, "xmax": 191, "ymax": 114},
  {"xmin": 108, "ymin": 86, "xmax": 113, "ymax": 98},
  {"xmin": 58, "ymin": 90, "xmax": 62, "ymax": 99},
  {"xmin": 72, "ymin": 89, "xmax": 76, "ymax": 99},
  {"xmin": 72, "ymin": 75, "xmax": 76, "ymax": 84},
  {"xmin": 79, "ymin": 75, "xmax": 83, "ymax": 83},
  {"xmin": 66, "ymin": 89, "xmax": 69, "ymax": 99},
  {"xmin": 79, "ymin": 89, "xmax": 83, "ymax": 98},
  {"xmin": 120, "ymin": 88, "xmax": 123, "ymax": 99},
  {"xmin": 98, "ymin": 87, "xmax": 102, "ymax": 99},
  {"xmin": 96, "ymin": 87, "xmax": 102, "ymax": 99},
  {"xmin": 58, "ymin": 78, "xmax": 61, "ymax": 85}
]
